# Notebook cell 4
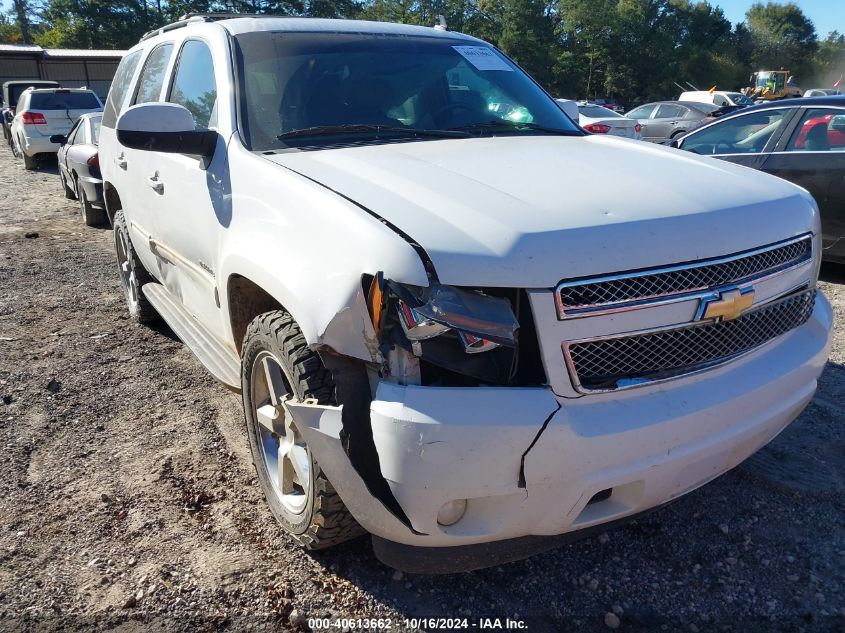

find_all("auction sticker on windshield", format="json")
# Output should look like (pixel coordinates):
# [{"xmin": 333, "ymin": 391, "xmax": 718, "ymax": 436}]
[{"xmin": 452, "ymin": 46, "xmax": 513, "ymax": 71}]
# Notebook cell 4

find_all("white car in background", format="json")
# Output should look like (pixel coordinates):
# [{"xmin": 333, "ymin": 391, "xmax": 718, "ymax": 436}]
[
  {"xmin": 679, "ymin": 90, "xmax": 754, "ymax": 108},
  {"xmin": 10, "ymin": 87, "xmax": 103, "ymax": 170},
  {"xmin": 576, "ymin": 102, "xmax": 642, "ymax": 139}
]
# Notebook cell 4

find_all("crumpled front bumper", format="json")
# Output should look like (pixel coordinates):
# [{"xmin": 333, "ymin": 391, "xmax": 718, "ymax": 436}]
[{"xmin": 284, "ymin": 293, "xmax": 832, "ymax": 566}]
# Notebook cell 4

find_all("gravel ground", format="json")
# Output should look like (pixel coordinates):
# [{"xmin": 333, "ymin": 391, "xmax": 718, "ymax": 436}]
[{"xmin": 0, "ymin": 143, "xmax": 844, "ymax": 633}]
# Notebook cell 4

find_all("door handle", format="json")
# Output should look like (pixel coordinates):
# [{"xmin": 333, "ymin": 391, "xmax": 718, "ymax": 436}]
[
  {"xmin": 148, "ymin": 172, "xmax": 164, "ymax": 195},
  {"xmin": 116, "ymin": 152, "xmax": 127, "ymax": 170}
]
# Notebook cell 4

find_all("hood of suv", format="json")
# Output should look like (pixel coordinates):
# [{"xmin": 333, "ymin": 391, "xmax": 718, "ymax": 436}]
[{"xmin": 268, "ymin": 136, "xmax": 815, "ymax": 287}]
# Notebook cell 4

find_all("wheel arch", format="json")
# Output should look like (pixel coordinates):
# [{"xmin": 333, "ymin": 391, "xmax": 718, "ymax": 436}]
[
  {"xmin": 221, "ymin": 262, "xmax": 380, "ymax": 364},
  {"xmin": 103, "ymin": 181, "xmax": 121, "ymax": 227}
]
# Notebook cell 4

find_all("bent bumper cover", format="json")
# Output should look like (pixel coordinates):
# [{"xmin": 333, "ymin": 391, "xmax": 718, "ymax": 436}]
[{"xmin": 284, "ymin": 293, "xmax": 832, "ymax": 566}]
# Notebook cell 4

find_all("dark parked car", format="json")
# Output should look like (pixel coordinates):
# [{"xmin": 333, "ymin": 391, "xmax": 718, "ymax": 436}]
[
  {"xmin": 2, "ymin": 80, "xmax": 60, "ymax": 145},
  {"xmin": 52, "ymin": 112, "xmax": 106, "ymax": 226},
  {"xmin": 625, "ymin": 101, "xmax": 718, "ymax": 142},
  {"xmin": 593, "ymin": 97, "xmax": 624, "ymax": 113},
  {"xmin": 669, "ymin": 96, "xmax": 845, "ymax": 263}
]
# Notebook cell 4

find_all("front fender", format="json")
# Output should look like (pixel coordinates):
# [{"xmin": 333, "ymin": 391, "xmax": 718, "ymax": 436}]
[{"xmin": 219, "ymin": 144, "xmax": 429, "ymax": 361}]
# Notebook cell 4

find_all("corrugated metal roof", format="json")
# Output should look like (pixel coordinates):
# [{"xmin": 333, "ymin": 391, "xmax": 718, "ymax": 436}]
[
  {"xmin": 0, "ymin": 44, "xmax": 43, "ymax": 53},
  {"xmin": 0, "ymin": 45, "xmax": 125, "ymax": 58},
  {"xmin": 44, "ymin": 49, "xmax": 126, "ymax": 58}
]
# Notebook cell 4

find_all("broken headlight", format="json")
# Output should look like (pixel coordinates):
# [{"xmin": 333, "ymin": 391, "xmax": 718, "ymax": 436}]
[{"xmin": 372, "ymin": 279, "xmax": 521, "ymax": 384}]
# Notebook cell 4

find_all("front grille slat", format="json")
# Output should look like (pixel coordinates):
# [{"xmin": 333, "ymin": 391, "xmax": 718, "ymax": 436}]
[
  {"xmin": 565, "ymin": 289, "xmax": 815, "ymax": 392},
  {"xmin": 557, "ymin": 235, "xmax": 812, "ymax": 317}
]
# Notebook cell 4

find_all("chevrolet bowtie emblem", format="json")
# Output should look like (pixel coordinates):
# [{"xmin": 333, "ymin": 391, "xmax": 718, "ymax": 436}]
[{"xmin": 700, "ymin": 287, "xmax": 755, "ymax": 321}]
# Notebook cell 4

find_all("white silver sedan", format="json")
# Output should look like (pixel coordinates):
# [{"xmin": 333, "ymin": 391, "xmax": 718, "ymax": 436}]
[{"xmin": 577, "ymin": 103, "xmax": 642, "ymax": 140}]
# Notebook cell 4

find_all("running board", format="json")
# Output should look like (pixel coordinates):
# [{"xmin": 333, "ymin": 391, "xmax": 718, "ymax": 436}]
[{"xmin": 142, "ymin": 283, "xmax": 241, "ymax": 390}]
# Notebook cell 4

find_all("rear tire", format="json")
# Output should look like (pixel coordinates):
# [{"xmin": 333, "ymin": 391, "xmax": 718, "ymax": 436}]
[
  {"xmin": 242, "ymin": 310, "xmax": 365, "ymax": 550},
  {"xmin": 113, "ymin": 210, "xmax": 158, "ymax": 323},
  {"xmin": 22, "ymin": 151, "xmax": 36, "ymax": 171},
  {"xmin": 79, "ymin": 184, "xmax": 106, "ymax": 227}
]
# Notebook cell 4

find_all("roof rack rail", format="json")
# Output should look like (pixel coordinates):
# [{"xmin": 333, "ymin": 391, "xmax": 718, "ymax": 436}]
[
  {"xmin": 140, "ymin": 12, "xmax": 282, "ymax": 42},
  {"xmin": 180, "ymin": 12, "xmax": 271, "ymax": 20}
]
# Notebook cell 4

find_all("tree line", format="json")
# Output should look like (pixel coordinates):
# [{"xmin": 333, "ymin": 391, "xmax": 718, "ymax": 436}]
[{"xmin": 3, "ymin": 0, "xmax": 845, "ymax": 106}]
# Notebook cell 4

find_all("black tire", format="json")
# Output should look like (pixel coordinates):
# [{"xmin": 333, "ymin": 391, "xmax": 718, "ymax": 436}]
[
  {"xmin": 61, "ymin": 171, "xmax": 77, "ymax": 199},
  {"xmin": 78, "ymin": 184, "xmax": 106, "ymax": 227},
  {"xmin": 242, "ymin": 310, "xmax": 364, "ymax": 550},
  {"xmin": 670, "ymin": 129, "xmax": 687, "ymax": 139},
  {"xmin": 22, "ymin": 151, "xmax": 36, "ymax": 171},
  {"xmin": 113, "ymin": 210, "xmax": 158, "ymax": 323}
]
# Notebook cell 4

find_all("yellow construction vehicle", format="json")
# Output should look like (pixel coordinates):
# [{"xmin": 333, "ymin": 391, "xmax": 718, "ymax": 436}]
[{"xmin": 742, "ymin": 70, "xmax": 802, "ymax": 101}]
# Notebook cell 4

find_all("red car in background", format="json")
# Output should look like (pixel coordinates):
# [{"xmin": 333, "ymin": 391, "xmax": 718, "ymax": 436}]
[{"xmin": 792, "ymin": 113, "xmax": 845, "ymax": 149}]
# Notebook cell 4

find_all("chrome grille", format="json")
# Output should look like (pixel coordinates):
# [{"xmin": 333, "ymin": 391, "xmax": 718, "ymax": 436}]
[
  {"xmin": 556, "ymin": 235, "xmax": 812, "ymax": 318},
  {"xmin": 565, "ymin": 289, "xmax": 815, "ymax": 392}
]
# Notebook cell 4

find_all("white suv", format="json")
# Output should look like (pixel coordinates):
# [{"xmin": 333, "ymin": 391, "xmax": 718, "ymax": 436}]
[
  {"xmin": 10, "ymin": 87, "xmax": 102, "ymax": 170},
  {"xmin": 99, "ymin": 14, "xmax": 833, "ymax": 573}
]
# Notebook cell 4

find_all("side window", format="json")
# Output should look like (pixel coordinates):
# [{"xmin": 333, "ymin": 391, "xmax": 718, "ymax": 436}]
[
  {"xmin": 627, "ymin": 104, "xmax": 656, "ymax": 120},
  {"xmin": 786, "ymin": 108, "xmax": 845, "ymax": 152},
  {"xmin": 90, "ymin": 117, "xmax": 101, "ymax": 144},
  {"xmin": 133, "ymin": 43, "xmax": 174, "ymax": 105},
  {"xmin": 168, "ymin": 40, "xmax": 217, "ymax": 129},
  {"xmin": 102, "ymin": 49, "xmax": 142, "ymax": 128},
  {"xmin": 681, "ymin": 109, "xmax": 789, "ymax": 156},
  {"xmin": 655, "ymin": 104, "xmax": 686, "ymax": 119}
]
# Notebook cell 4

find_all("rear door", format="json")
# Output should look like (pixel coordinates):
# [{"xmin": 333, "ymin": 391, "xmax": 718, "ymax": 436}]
[
  {"xmin": 760, "ymin": 106, "xmax": 845, "ymax": 254},
  {"xmin": 676, "ymin": 107, "xmax": 794, "ymax": 169},
  {"xmin": 111, "ymin": 42, "xmax": 176, "ymax": 276},
  {"xmin": 99, "ymin": 47, "xmax": 144, "ymax": 220}
]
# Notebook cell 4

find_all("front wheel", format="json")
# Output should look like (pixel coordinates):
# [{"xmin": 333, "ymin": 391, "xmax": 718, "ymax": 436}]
[{"xmin": 241, "ymin": 310, "xmax": 364, "ymax": 549}]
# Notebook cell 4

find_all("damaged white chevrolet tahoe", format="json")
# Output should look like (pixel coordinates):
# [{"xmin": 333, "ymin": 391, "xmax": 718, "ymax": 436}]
[{"xmin": 99, "ymin": 15, "xmax": 833, "ymax": 573}]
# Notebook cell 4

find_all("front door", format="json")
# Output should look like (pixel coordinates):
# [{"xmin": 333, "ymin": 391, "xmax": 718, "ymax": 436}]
[
  {"xmin": 760, "ymin": 107, "xmax": 845, "ymax": 255},
  {"xmin": 676, "ymin": 107, "xmax": 794, "ymax": 170},
  {"xmin": 145, "ymin": 38, "xmax": 228, "ymax": 340}
]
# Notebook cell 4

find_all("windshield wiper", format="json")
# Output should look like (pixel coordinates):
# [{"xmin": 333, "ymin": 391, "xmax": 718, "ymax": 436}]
[
  {"xmin": 447, "ymin": 120, "xmax": 580, "ymax": 136},
  {"xmin": 277, "ymin": 124, "xmax": 471, "ymax": 141}
]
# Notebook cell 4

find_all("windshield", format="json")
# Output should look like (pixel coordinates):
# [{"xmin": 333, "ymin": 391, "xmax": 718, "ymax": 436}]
[
  {"xmin": 755, "ymin": 72, "xmax": 785, "ymax": 92},
  {"xmin": 726, "ymin": 92, "xmax": 754, "ymax": 106},
  {"xmin": 29, "ymin": 91, "xmax": 100, "ymax": 110},
  {"xmin": 234, "ymin": 32, "xmax": 580, "ymax": 151},
  {"xmin": 6, "ymin": 83, "xmax": 57, "ymax": 108},
  {"xmin": 578, "ymin": 105, "xmax": 621, "ymax": 118}
]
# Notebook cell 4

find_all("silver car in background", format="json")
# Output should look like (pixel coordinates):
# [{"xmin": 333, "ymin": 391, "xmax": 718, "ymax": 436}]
[
  {"xmin": 625, "ymin": 100, "xmax": 716, "ymax": 142},
  {"xmin": 53, "ymin": 112, "xmax": 106, "ymax": 226}
]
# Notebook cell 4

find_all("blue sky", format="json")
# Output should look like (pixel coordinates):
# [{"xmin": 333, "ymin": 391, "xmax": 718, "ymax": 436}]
[
  {"xmin": 2, "ymin": 0, "xmax": 844, "ymax": 38},
  {"xmin": 715, "ymin": 0, "xmax": 844, "ymax": 36}
]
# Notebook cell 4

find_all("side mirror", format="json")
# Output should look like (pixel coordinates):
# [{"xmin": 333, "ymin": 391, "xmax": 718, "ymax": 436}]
[
  {"xmin": 50, "ymin": 134, "xmax": 67, "ymax": 145},
  {"xmin": 664, "ymin": 138, "xmax": 681, "ymax": 149},
  {"xmin": 116, "ymin": 102, "xmax": 216, "ymax": 157}
]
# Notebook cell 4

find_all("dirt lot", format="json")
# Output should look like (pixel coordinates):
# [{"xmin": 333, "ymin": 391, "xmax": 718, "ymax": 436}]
[{"xmin": 0, "ymin": 143, "xmax": 844, "ymax": 633}]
